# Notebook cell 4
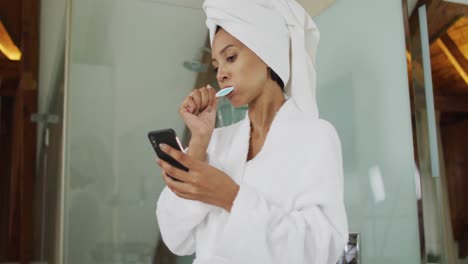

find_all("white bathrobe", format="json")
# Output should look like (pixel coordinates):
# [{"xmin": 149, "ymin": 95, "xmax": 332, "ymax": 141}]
[{"xmin": 156, "ymin": 98, "xmax": 349, "ymax": 264}]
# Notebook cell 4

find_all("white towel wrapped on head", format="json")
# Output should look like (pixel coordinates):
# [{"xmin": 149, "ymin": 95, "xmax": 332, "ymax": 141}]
[{"xmin": 203, "ymin": 0, "xmax": 320, "ymax": 118}]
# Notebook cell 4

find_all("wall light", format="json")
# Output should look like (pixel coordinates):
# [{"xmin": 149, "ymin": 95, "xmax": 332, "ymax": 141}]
[{"xmin": 0, "ymin": 20, "xmax": 21, "ymax": 61}]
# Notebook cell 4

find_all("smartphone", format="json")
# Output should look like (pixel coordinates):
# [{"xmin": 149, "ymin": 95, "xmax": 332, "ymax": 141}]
[{"xmin": 148, "ymin": 129, "xmax": 187, "ymax": 182}]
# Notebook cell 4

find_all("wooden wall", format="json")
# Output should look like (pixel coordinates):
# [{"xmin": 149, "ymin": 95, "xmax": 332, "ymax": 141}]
[
  {"xmin": 441, "ymin": 120, "xmax": 468, "ymax": 257},
  {"xmin": 0, "ymin": 0, "xmax": 39, "ymax": 262}
]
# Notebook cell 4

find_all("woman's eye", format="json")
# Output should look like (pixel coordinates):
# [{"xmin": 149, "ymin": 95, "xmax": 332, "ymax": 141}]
[
  {"xmin": 227, "ymin": 55, "xmax": 236, "ymax": 63},
  {"xmin": 212, "ymin": 55, "xmax": 235, "ymax": 73}
]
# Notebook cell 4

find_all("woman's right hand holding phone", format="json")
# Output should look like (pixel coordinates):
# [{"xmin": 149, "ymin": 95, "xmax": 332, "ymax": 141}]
[{"xmin": 179, "ymin": 85, "xmax": 218, "ymax": 157}]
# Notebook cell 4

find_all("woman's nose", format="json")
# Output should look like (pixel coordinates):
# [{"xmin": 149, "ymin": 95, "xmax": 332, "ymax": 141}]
[{"xmin": 216, "ymin": 67, "xmax": 229, "ymax": 83}]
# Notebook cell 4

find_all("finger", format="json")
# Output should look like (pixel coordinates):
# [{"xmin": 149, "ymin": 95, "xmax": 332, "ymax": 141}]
[
  {"xmin": 207, "ymin": 85, "xmax": 215, "ymax": 111},
  {"xmin": 175, "ymin": 190, "xmax": 196, "ymax": 200},
  {"xmin": 188, "ymin": 95, "xmax": 199, "ymax": 114},
  {"xmin": 159, "ymin": 143, "xmax": 195, "ymax": 169},
  {"xmin": 163, "ymin": 172, "xmax": 198, "ymax": 199},
  {"xmin": 162, "ymin": 171, "xmax": 173, "ymax": 184},
  {"xmin": 181, "ymin": 96, "xmax": 196, "ymax": 114},
  {"xmin": 187, "ymin": 96, "xmax": 197, "ymax": 114},
  {"xmin": 158, "ymin": 158, "xmax": 191, "ymax": 182},
  {"xmin": 162, "ymin": 172, "xmax": 191, "ymax": 197},
  {"xmin": 190, "ymin": 90, "xmax": 202, "ymax": 114},
  {"xmin": 199, "ymin": 87, "xmax": 209, "ymax": 111},
  {"xmin": 162, "ymin": 171, "xmax": 179, "ymax": 187},
  {"xmin": 213, "ymin": 96, "xmax": 219, "ymax": 109},
  {"xmin": 163, "ymin": 171, "xmax": 184, "ymax": 187}
]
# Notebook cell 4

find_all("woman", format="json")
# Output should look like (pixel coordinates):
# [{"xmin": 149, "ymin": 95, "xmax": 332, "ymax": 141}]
[{"xmin": 155, "ymin": 0, "xmax": 348, "ymax": 263}]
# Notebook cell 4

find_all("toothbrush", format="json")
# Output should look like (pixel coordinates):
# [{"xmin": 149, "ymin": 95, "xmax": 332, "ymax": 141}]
[{"xmin": 215, "ymin": 86, "xmax": 235, "ymax": 97}]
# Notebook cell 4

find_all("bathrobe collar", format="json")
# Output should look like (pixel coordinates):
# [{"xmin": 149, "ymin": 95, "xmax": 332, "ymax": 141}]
[{"xmin": 224, "ymin": 98, "xmax": 299, "ymax": 182}]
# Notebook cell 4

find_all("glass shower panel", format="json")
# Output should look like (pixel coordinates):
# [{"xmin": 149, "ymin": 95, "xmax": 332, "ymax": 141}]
[
  {"xmin": 314, "ymin": 0, "xmax": 421, "ymax": 263},
  {"xmin": 64, "ymin": 0, "xmax": 207, "ymax": 263}
]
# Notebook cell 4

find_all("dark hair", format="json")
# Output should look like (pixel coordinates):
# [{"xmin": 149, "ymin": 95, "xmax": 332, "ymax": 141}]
[
  {"xmin": 268, "ymin": 67, "xmax": 285, "ymax": 91},
  {"xmin": 215, "ymin": 26, "xmax": 285, "ymax": 91}
]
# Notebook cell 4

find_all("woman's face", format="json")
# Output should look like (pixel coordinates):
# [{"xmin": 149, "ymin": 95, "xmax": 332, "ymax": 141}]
[{"xmin": 211, "ymin": 28, "xmax": 270, "ymax": 107}]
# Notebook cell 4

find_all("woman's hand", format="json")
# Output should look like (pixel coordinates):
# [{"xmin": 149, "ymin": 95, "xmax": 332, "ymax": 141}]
[
  {"xmin": 179, "ymin": 85, "xmax": 218, "ymax": 141},
  {"xmin": 156, "ymin": 143, "xmax": 239, "ymax": 212}
]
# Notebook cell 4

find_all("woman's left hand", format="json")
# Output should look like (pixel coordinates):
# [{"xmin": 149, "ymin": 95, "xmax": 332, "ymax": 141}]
[{"xmin": 156, "ymin": 143, "xmax": 239, "ymax": 212}]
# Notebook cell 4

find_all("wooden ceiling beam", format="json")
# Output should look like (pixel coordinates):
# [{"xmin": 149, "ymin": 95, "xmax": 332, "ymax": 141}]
[
  {"xmin": 428, "ymin": 2, "xmax": 468, "ymax": 43},
  {"xmin": 437, "ymin": 34, "xmax": 468, "ymax": 85},
  {"xmin": 409, "ymin": 0, "xmax": 468, "ymax": 43}
]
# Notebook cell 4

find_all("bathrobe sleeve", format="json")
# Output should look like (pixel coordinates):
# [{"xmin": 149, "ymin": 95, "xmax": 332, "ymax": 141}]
[
  {"xmin": 216, "ymin": 121, "xmax": 348, "ymax": 264},
  {"xmin": 156, "ymin": 132, "xmax": 223, "ymax": 256}
]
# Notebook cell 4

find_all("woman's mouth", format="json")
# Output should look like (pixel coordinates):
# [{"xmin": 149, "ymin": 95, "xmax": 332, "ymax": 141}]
[{"xmin": 226, "ymin": 90, "xmax": 235, "ymax": 99}]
